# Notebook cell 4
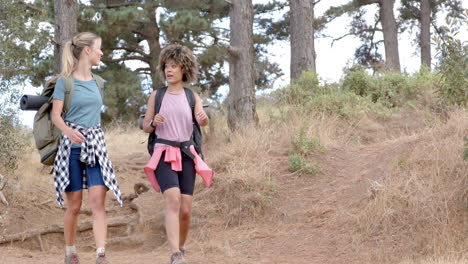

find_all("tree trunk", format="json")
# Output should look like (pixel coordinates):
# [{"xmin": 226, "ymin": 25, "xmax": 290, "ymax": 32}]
[
  {"xmin": 420, "ymin": 0, "xmax": 431, "ymax": 69},
  {"xmin": 310, "ymin": 0, "xmax": 316, "ymax": 73},
  {"xmin": 146, "ymin": 5, "xmax": 164, "ymax": 90},
  {"xmin": 227, "ymin": 0, "xmax": 258, "ymax": 131},
  {"xmin": 290, "ymin": 0, "xmax": 316, "ymax": 81},
  {"xmin": 54, "ymin": 0, "xmax": 77, "ymax": 74},
  {"xmin": 379, "ymin": 0, "xmax": 400, "ymax": 72},
  {"xmin": 380, "ymin": 0, "xmax": 400, "ymax": 72}
]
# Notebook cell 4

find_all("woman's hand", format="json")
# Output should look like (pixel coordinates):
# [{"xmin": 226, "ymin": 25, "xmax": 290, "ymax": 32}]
[
  {"xmin": 65, "ymin": 128, "xmax": 85, "ymax": 144},
  {"xmin": 153, "ymin": 113, "xmax": 166, "ymax": 126},
  {"xmin": 195, "ymin": 111, "xmax": 208, "ymax": 125}
]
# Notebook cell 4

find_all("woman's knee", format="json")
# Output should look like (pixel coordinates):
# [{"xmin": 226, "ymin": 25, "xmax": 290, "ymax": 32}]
[
  {"xmin": 67, "ymin": 200, "xmax": 82, "ymax": 216},
  {"xmin": 165, "ymin": 195, "xmax": 181, "ymax": 213},
  {"xmin": 180, "ymin": 206, "xmax": 192, "ymax": 220},
  {"xmin": 89, "ymin": 196, "xmax": 105, "ymax": 213},
  {"xmin": 88, "ymin": 186, "xmax": 106, "ymax": 213}
]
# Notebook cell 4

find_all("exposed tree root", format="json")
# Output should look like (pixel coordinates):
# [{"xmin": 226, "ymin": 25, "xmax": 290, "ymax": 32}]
[
  {"xmin": 0, "ymin": 182, "xmax": 150, "ymax": 247},
  {"xmin": 0, "ymin": 215, "xmax": 137, "ymax": 245}
]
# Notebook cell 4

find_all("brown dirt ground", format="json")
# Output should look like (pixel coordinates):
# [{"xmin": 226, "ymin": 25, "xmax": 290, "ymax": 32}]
[{"xmin": 0, "ymin": 133, "xmax": 449, "ymax": 264}]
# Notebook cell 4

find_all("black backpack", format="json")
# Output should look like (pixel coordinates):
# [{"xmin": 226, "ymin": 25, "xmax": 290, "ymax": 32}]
[{"xmin": 147, "ymin": 87, "xmax": 203, "ymax": 158}]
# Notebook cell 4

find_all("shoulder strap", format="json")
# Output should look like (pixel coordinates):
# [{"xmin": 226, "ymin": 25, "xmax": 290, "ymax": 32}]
[
  {"xmin": 63, "ymin": 76, "xmax": 74, "ymax": 113},
  {"xmin": 184, "ymin": 88, "xmax": 200, "ymax": 129},
  {"xmin": 92, "ymin": 74, "xmax": 104, "ymax": 97},
  {"xmin": 154, "ymin": 86, "xmax": 167, "ymax": 114},
  {"xmin": 184, "ymin": 87, "xmax": 196, "ymax": 110}
]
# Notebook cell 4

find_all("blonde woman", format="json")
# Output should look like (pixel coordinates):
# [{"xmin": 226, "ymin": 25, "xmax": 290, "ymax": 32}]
[
  {"xmin": 143, "ymin": 44, "xmax": 213, "ymax": 264},
  {"xmin": 51, "ymin": 32, "xmax": 122, "ymax": 264}
]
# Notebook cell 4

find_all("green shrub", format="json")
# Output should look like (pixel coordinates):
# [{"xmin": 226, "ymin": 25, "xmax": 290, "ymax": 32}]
[
  {"xmin": 0, "ymin": 115, "xmax": 27, "ymax": 173},
  {"xmin": 291, "ymin": 127, "xmax": 325, "ymax": 155},
  {"xmin": 277, "ymin": 71, "xmax": 384, "ymax": 117},
  {"xmin": 288, "ymin": 154, "xmax": 307, "ymax": 172},
  {"xmin": 278, "ymin": 71, "xmax": 319, "ymax": 105},
  {"xmin": 341, "ymin": 68, "xmax": 373, "ymax": 97},
  {"xmin": 304, "ymin": 89, "xmax": 379, "ymax": 117},
  {"xmin": 288, "ymin": 128, "xmax": 322, "ymax": 175},
  {"xmin": 342, "ymin": 69, "xmax": 426, "ymax": 107},
  {"xmin": 288, "ymin": 154, "xmax": 321, "ymax": 175},
  {"xmin": 433, "ymin": 16, "xmax": 468, "ymax": 107}
]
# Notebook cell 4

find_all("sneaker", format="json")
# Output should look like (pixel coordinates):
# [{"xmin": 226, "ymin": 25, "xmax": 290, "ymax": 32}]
[
  {"xmin": 96, "ymin": 253, "xmax": 110, "ymax": 264},
  {"xmin": 179, "ymin": 247, "xmax": 186, "ymax": 257},
  {"xmin": 170, "ymin": 251, "xmax": 187, "ymax": 264},
  {"xmin": 64, "ymin": 253, "xmax": 80, "ymax": 264}
]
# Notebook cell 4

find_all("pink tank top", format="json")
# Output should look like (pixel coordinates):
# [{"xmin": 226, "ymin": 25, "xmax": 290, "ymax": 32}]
[{"xmin": 154, "ymin": 90, "xmax": 193, "ymax": 148}]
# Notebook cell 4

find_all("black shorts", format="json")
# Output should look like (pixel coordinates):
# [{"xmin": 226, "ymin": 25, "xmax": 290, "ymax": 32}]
[{"xmin": 155, "ymin": 151, "xmax": 196, "ymax": 195}]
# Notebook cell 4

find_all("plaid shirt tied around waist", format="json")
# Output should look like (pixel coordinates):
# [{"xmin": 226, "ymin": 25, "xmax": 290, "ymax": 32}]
[{"xmin": 54, "ymin": 122, "xmax": 123, "ymax": 207}]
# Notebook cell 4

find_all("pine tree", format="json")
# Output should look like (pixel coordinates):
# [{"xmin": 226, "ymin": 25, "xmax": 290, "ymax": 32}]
[
  {"xmin": 53, "ymin": 0, "xmax": 77, "ymax": 74},
  {"xmin": 226, "ymin": 0, "xmax": 258, "ymax": 131},
  {"xmin": 399, "ymin": 0, "xmax": 464, "ymax": 69},
  {"xmin": 0, "ymin": 0, "xmax": 50, "ymax": 113},
  {"xmin": 325, "ymin": 0, "xmax": 401, "ymax": 72},
  {"xmin": 290, "ymin": 0, "xmax": 316, "ymax": 80}
]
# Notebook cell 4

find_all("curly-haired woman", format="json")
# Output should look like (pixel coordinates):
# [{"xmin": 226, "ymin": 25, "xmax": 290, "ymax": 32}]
[{"xmin": 143, "ymin": 44, "xmax": 213, "ymax": 264}]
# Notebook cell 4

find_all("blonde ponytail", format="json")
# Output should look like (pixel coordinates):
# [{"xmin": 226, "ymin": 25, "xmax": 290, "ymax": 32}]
[
  {"xmin": 60, "ymin": 40, "xmax": 75, "ymax": 77},
  {"xmin": 59, "ymin": 32, "xmax": 101, "ymax": 78}
]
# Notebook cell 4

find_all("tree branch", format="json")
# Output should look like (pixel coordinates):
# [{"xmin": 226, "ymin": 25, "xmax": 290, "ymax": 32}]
[
  {"xmin": 135, "ymin": 67, "xmax": 151, "ymax": 73},
  {"xmin": 103, "ymin": 56, "xmax": 148, "ymax": 64},
  {"xmin": 356, "ymin": 0, "xmax": 380, "ymax": 5},
  {"xmin": 330, "ymin": 28, "xmax": 381, "ymax": 46},
  {"xmin": 110, "ymin": 47, "xmax": 148, "ymax": 58},
  {"xmin": 18, "ymin": 0, "xmax": 42, "ymax": 12},
  {"xmin": 227, "ymin": 47, "xmax": 240, "ymax": 58},
  {"xmin": 82, "ymin": 1, "xmax": 142, "ymax": 9}
]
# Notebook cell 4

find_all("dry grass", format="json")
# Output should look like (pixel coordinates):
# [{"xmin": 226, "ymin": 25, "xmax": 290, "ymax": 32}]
[
  {"xmin": 2, "ymin": 98, "xmax": 466, "ymax": 263},
  {"xmin": 194, "ymin": 102, "xmax": 375, "ymax": 226},
  {"xmin": 356, "ymin": 109, "xmax": 468, "ymax": 260},
  {"xmin": 104, "ymin": 122, "xmax": 147, "ymax": 156},
  {"xmin": 399, "ymin": 255, "xmax": 468, "ymax": 264}
]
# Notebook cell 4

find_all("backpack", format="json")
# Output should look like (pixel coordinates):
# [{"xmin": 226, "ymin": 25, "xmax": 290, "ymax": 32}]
[
  {"xmin": 32, "ymin": 74, "xmax": 104, "ymax": 165},
  {"xmin": 147, "ymin": 87, "xmax": 203, "ymax": 158}
]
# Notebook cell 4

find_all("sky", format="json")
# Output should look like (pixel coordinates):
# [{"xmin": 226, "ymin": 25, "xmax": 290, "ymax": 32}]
[{"xmin": 19, "ymin": 0, "xmax": 467, "ymax": 127}]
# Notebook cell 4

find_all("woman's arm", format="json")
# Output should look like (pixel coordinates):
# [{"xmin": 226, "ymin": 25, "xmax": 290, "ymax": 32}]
[
  {"xmin": 143, "ymin": 90, "xmax": 166, "ymax": 133},
  {"xmin": 51, "ymin": 99, "xmax": 85, "ymax": 144},
  {"xmin": 194, "ymin": 93, "xmax": 208, "ymax": 127}
]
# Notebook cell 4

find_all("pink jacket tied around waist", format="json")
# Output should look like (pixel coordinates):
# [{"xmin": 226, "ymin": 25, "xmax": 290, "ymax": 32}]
[{"xmin": 144, "ymin": 145, "xmax": 214, "ymax": 193}]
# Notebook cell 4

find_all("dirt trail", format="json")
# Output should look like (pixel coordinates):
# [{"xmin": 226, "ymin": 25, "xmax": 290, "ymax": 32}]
[{"xmin": 0, "ymin": 136, "xmax": 420, "ymax": 264}]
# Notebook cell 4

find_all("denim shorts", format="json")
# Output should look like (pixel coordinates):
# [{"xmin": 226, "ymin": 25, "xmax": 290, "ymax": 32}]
[{"xmin": 65, "ymin": 148, "xmax": 106, "ymax": 192}]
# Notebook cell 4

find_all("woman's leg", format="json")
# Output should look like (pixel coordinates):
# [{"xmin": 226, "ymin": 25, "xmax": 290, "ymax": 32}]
[
  {"xmin": 64, "ymin": 190, "xmax": 83, "ymax": 246},
  {"xmin": 179, "ymin": 194, "xmax": 193, "ymax": 249},
  {"xmin": 64, "ymin": 148, "xmax": 84, "ymax": 248},
  {"xmin": 178, "ymin": 154, "xmax": 196, "ymax": 250},
  {"xmin": 88, "ymin": 185, "xmax": 107, "ymax": 249},
  {"xmin": 163, "ymin": 187, "xmax": 182, "ymax": 253}
]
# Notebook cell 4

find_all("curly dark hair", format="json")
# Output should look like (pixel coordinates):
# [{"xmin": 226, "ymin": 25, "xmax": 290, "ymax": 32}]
[{"xmin": 158, "ymin": 44, "xmax": 199, "ymax": 83}]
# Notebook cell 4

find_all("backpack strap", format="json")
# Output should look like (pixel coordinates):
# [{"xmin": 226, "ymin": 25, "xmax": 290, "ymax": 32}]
[
  {"xmin": 184, "ymin": 88, "xmax": 203, "ymax": 158},
  {"xmin": 154, "ymin": 86, "xmax": 168, "ymax": 114},
  {"xmin": 63, "ymin": 76, "xmax": 74, "ymax": 113},
  {"xmin": 62, "ymin": 74, "xmax": 104, "ymax": 113},
  {"xmin": 92, "ymin": 73, "xmax": 105, "ymax": 98},
  {"xmin": 184, "ymin": 87, "xmax": 198, "ymax": 127},
  {"xmin": 183, "ymin": 88, "xmax": 196, "ymax": 113}
]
